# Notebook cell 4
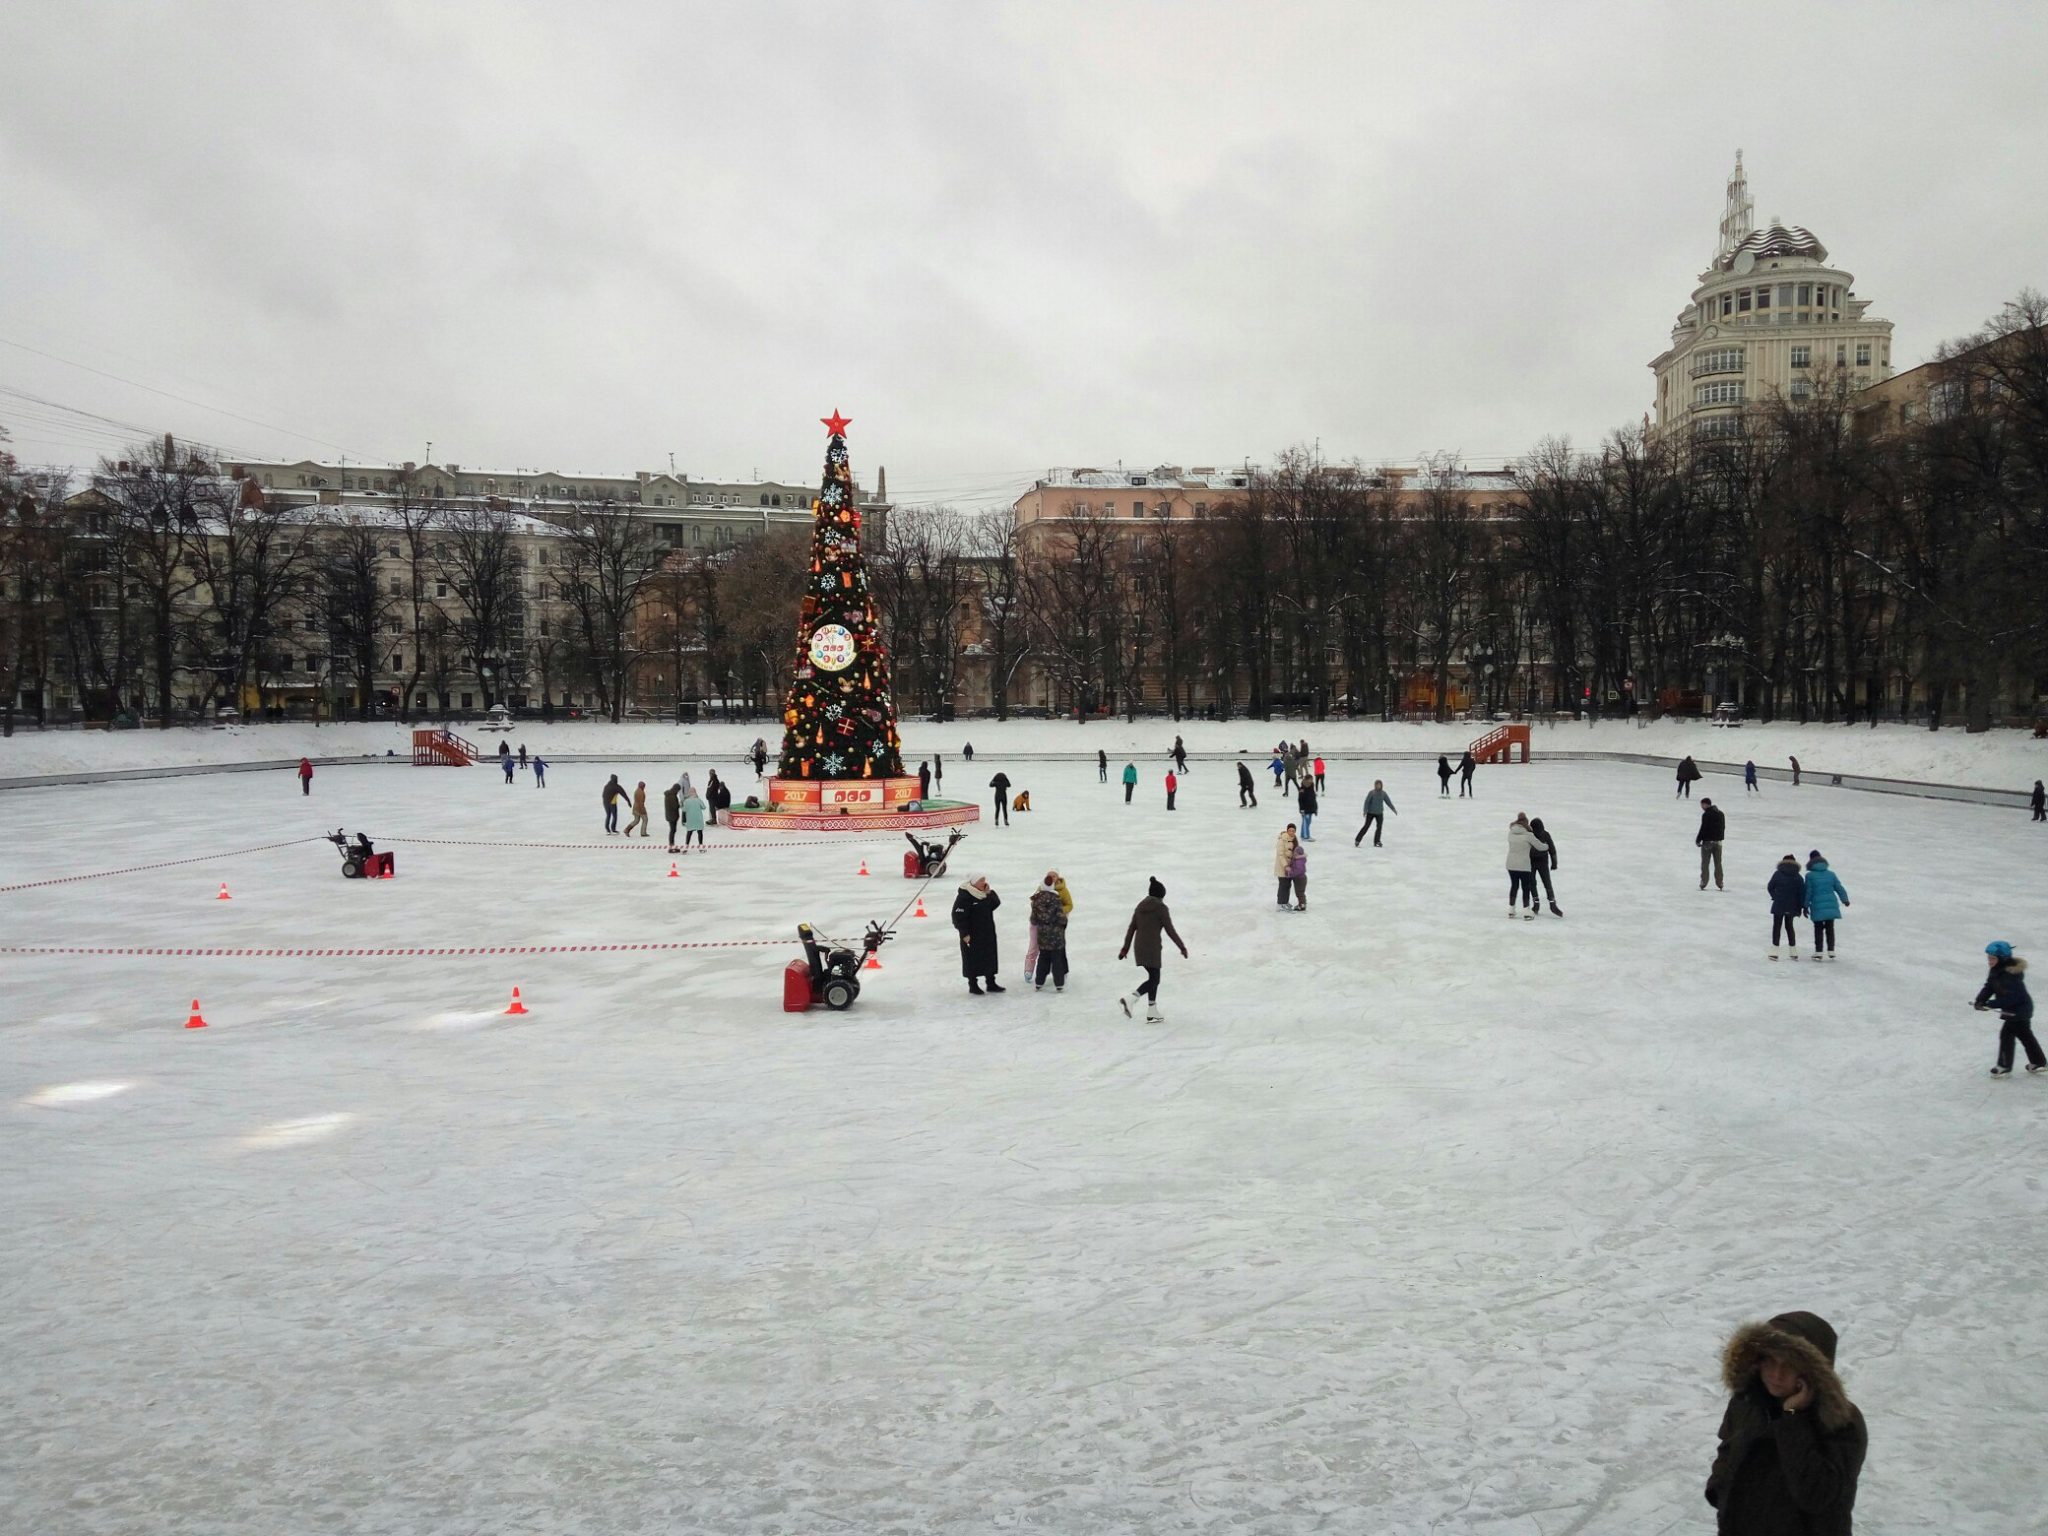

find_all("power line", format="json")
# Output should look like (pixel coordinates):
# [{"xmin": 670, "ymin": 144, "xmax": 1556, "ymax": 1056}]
[{"xmin": 0, "ymin": 336, "xmax": 386, "ymax": 461}]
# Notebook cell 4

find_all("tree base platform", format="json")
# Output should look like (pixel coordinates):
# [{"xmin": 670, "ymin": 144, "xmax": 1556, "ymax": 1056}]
[{"xmin": 726, "ymin": 802, "xmax": 981, "ymax": 833}]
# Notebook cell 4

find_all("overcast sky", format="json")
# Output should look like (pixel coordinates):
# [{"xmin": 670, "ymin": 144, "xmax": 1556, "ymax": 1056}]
[{"xmin": 3, "ymin": 2, "xmax": 2044, "ymax": 503}]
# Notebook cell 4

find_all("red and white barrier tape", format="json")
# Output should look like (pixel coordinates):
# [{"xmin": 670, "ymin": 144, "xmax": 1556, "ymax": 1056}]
[
  {"xmin": 0, "ymin": 939, "xmax": 787, "ymax": 959},
  {"xmin": 0, "ymin": 836, "xmax": 325, "ymax": 895}
]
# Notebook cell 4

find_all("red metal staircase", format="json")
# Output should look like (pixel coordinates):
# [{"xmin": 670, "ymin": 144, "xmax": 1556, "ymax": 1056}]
[
  {"xmin": 1468, "ymin": 722, "xmax": 1531, "ymax": 764},
  {"xmin": 412, "ymin": 728, "xmax": 479, "ymax": 766}
]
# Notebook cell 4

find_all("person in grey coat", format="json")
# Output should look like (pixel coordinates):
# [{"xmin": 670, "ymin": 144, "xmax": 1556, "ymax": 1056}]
[{"xmin": 1354, "ymin": 780, "xmax": 1397, "ymax": 847}]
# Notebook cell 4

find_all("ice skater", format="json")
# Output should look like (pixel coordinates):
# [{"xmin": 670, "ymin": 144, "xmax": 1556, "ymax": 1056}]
[
  {"xmin": 1458, "ymin": 751, "xmax": 1477, "ymax": 797},
  {"xmin": 952, "ymin": 874, "xmax": 1003, "ymax": 994},
  {"xmin": 706, "ymin": 770, "xmax": 729, "ymax": 824},
  {"xmin": 2032, "ymin": 779, "xmax": 2045, "ymax": 822},
  {"xmin": 1273, "ymin": 824, "xmax": 1302, "ymax": 910},
  {"xmin": 1506, "ymin": 813, "xmax": 1548, "ymax": 918},
  {"xmin": 502, "ymin": 752, "xmax": 516, "ymax": 784},
  {"xmin": 1767, "ymin": 854, "xmax": 1805, "ymax": 959},
  {"xmin": 1269, "ymin": 750, "xmax": 1287, "ymax": 789},
  {"xmin": 1976, "ymin": 940, "xmax": 2041, "ymax": 1076},
  {"xmin": 1164, "ymin": 769, "xmax": 1178, "ymax": 810},
  {"xmin": 1297, "ymin": 778, "xmax": 1317, "ymax": 839},
  {"xmin": 1803, "ymin": 851, "xmax": 1848, "ymax": 957},
  {"xmin": 751, "ymin": 738, "xmax": 769, "ymax": 779},
  {"xmin": 1121, "ymin": 761, "xmax": 1137, "ymax": 804},
  {"xmin": 1789, "ymin": 754, "xmax": 1801, "ymax": 787},
  {"xmin": 1745, "ymin": 759, "xmax": 1759, "ymax": 793},
  {"xmin": 1354, "ymin": 780, "xmax": 1396, "ymax": 847},
  {"xmin": 918, "ymin": 760, "xmax": 932, "ymax": 800},
  {"xmin": 518, "ymin": 743, "xmax": 528, "ymax": 768},
  {"xmin": 1696, "ymin": 798, "xmax": 1726, "ymax": 890},
  {"xmin": 1437, "ymin": 754, "xmax": 1453, "ymax": 796},
  {"xmin": 989, "ymin": 770, "xmax": 1011, "ymax": 826},
  {"xmin": 1098, "ymin": 749, "xmax": 1108, "ymax": 784},
  {"xmin": 681, "ymin": 783, "xmax": 707, "ymax": 849},
  {"xmin": 1705, "ymin": 1311, "xmax": 1867, "ymax": 1528},
  {"xmin": 297, "ymin": 757, "xmax": 314, "ymax": 796},
  {"xmin": 532, "ymin": 754, "xmax": 546, "ymax": 788},
  {"xmin": 602, "ymin": 773, "xmax": 627, "ymax": 833},
  {"xmin": 1676, "ymin": 755, "xmax": 1701, "ymax": 798},
  {"xmin": 1118, "ymin": 876, "xmax": 1187, "ymax": 1023},
  {"xmin": 1237, "ymin": 760, "xmax": 1257, "ymax": 807},
  {"xmin": 663, "ymin": 781, "xmax": 681, "ymax": 849},
  {"xmin": 1528, "ymin": 815, "xmax": 1561, "ymax": 916},
  {"xmin": 1029, "ymin": 872, "xmax": 1070, "ymax": 992},
  {"xmin": 1172, "ymin": 735, "xmax": 1189, "ymax": 774},
  {"xmin": 1312, "ymin": 755, "xmax": 1326, "ymax": 792},
  {"xmin": 625, "ymin": 781, "xmax": 651, "ymax": 838}
]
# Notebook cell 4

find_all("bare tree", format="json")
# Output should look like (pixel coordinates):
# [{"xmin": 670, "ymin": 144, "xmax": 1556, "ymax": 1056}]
[
  {"xmin": 557, "ymin": 500, "xmax": 665, "ymax": 720},
  {"xmin": 968, "ymin": 506, "xmax": 1027, "ymax": 718},
  {"xmin": 187, "ymin": 484, "xmax": 313, "ymax": 715},
  {"xmin": 0, "ymin": 444, "xmax": 67, "ymax": 733},
  {"xmin": 439, "ymin": 502, "xmax": 524, "ymax": 707},
  {"xmin": 318, "ymin": 519, "xmax": 396, "ymax": 719},
  {"xmin": 1024, "ymin": 503, "xmax": 1119, "ymax": 717},
  {"xmin": 92, "ymin": 437, "xmax": 218, "ymax": 724}
]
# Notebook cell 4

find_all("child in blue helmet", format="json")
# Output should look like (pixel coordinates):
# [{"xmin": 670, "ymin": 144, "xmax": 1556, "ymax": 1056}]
[{"xmin": 1975, "ymin": 941, "xmax": 2041, "ymax": 1077}]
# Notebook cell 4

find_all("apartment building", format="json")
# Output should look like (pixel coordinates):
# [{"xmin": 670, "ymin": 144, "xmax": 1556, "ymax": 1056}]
[{"xmin": 1649, "ymin": 153, "xmax": 1894, "ymax": 440}]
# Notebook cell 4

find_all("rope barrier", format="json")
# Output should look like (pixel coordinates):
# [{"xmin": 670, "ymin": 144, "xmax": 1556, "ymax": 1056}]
[
  {"xmin": 374, "ymin": 834, "xmax": 896, "ymax": 852},
  {"xmin": 0, "ymin": 940, "xmax": 787, "ymax": 959},
  {"xmin": 0, "ymin": 836, "xmax": 326, "ymax": 895}
]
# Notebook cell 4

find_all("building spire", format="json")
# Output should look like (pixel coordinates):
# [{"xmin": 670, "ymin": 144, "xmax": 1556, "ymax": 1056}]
[{"xmin": 1716, "ymin": 149, "xmax": 1754, "ymax": 262}]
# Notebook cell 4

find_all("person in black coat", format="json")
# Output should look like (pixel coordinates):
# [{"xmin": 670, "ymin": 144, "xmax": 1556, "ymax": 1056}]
[
  {"xmin": 707, "ymin": 771, "xmax": 731, "ymax": 823},
  {"xmin": 988, "ymin": 770, "xmax": 1011, "ymax": 826},
  {"xmin": 917, "ymin": 760, "xmax": 932, "ymax": 800},
  {"xmin": 1528, "ymin": 815, "xmax": 1562, "ymax": 917},
  {"xmin": 1677, "ymin": 755, "xmax": 1702, "ymax": 798},
  {"xmin": 1457, "ymin": 751, "xmax": 1476, "ymax": 797},
  {"xmin": 2031, "ymin": 779, "xmax": 2045, "ymax": 822},
  {"xmin": 1705, "ymin": 1310, "xmax": 1867, "ymax": 1536},
  {"xmin": 1296, "ymin": 779, "xmax": 1319, "ymax": 840},
  {"xmin": 1437, "ymin": 755, "xmax": 1453, "ymax": 796},
  {"xmin": 1975, "ymin": 942, "xmax": 2040, "ymax": 1075},
  {"xmin": 1766, "ymin": 854, "xmax": 1806, "ymax": 959},
  {"xmin": 1696, "ymin": 798, "xmax": 1727, "ymax": 890},
  {"xmin": 1097, "ymin": 749, "xmax": 1108, "ymax": 784},
  {"xmin": 952, "ymin": 875, "xmax": 1003, "ymax": 994},
  {"xmin": 1236, "ymin": 760, "xmax": 1257, "ymax": 808}
]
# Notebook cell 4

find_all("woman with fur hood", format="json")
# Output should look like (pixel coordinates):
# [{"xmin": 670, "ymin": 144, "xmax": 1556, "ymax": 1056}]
[
  {"xmin": 1803, "ymin": 852, "xmax": 1850, "ymax": 959},
  {"xmin": 951, "ymin": 875, "xmax": 1004, "ymax": 996},
  {"xmin": 1705, "ymin": 1310, "xmax": 1866, "ymax": 1534},
  {"xmin": 1273, "ymin": 825, "xmax": 1304, "ymax": 910}
]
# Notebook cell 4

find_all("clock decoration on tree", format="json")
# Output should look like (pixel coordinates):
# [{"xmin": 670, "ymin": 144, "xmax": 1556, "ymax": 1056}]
[{"xmin": 777, "ymin": 411, "xmax": 905, "ymax": 780}]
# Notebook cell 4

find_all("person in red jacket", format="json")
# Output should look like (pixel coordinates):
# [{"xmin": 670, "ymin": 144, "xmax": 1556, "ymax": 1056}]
[
  {"xmin": 297, "ymin": 758, "xmax": 313, "ymax": 796},
  {"xmin": 1164, "ymin": 769, "xmax": 1178, "ymax": 810}
]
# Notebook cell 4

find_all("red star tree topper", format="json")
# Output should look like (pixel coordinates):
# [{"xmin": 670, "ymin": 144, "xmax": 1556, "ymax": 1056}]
[{"xmin": 776, "ymin": 413, "xmax": 905, "ymax": 781}]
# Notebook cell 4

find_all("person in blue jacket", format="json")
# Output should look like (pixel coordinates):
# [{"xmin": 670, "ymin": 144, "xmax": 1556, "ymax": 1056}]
[
  {"xmin": 1744, "ymin": 759, "xmax": 1759, "ymax": 794},
  {"xmin": 1803, "ymin": 851, "xmax": 1849, "ymax": 959},
  {"xmin": 1975, "ymin": 940, "xmax": 2041, "ymax": 1076},
  {"xmin": 1121, "ymin": 761, "xmax": 1138, "ymax": 805},
  {"xmin": 1766, "ymin": 854, "xmax": 1806, "ymax": 959}
]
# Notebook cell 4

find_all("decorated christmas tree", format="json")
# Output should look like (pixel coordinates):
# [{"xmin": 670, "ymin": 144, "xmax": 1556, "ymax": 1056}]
[{"xmin": 777, "ymin": 411, "xmax": 905, "ymax": 781}]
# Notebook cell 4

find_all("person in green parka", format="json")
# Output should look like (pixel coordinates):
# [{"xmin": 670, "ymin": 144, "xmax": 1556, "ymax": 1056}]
[{"xmin": 1121, "ymin": 762, "xmax": 1138, "ymax": 805}]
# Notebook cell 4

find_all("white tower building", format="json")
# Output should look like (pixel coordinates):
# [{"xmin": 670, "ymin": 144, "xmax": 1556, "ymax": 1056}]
[{"xmin": 1650, "ymin": 155, "xmax": 1894, "ymax": 441}]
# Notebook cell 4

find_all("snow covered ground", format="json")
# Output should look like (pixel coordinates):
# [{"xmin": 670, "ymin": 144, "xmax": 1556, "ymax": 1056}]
[
  {"xmin": 5, "ymin": 746, "xmax": 2046, "ymax": 1533},
  {"xmin": 3, "ymin": 713, "xmax": 2045, "ymax": 790}
]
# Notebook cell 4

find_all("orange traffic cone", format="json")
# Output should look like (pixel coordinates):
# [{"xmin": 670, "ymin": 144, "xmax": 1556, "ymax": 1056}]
[
  {"xmin": 667, "ymin": 862, "xmax": 680, "ymax": 879},
  {"xmin": 857, "ymin": 859, "xmax": 869, "ymax": 877},
  {"xmin": 913, "ymin": 897, "xmax": 928, "ymax": 918},
  {"xmin": 504, "ymin": 986, "xmax": 529, "ymax": 1016},
  {"xmin": 864, "ymin": 949, "xmax": 882, "ymax": 971},
  {"xmin": 184, "ymin": 998, "xmax": 208, "ymax": 1029},
  {"xmin": 216, "ymin": 882, "xmax": 232, "ymax": 901}
]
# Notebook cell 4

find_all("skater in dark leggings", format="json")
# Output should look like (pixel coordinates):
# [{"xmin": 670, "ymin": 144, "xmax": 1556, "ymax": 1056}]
[
  {"xmin": 1804, "ymin": 852, "xmax": 1849, "ymax": 958},
  {"xmin": 1767, "ymin": 854, "xmax": 1805, "ymax": 959},
  {"xmin": 1437, "ymin": 755, "xmax": 1453, "ymax": 796},
  {"xmin": 1976, "ymin": 941, "xmax": 2041, "ymax": 1076},
  {"xmin": 1528, "ymin": 816, "xmax": 1561, "ymax": 916}
]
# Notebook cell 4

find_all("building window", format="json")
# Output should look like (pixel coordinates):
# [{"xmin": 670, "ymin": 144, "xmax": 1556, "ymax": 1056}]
[
  {"xmin": 1797, "ymin": 284, "xmax": 1812, "ymax": 306},
  {"xmin": 1790, "ymin": 345, "xmax": 1810, "ymax": 368},
  {"xmin": 1695, "ymin": 380, "xmax": 1745, "ymax": 406},
  {"xmin": 1790, "ymin": 379, "xmax": 1812, "ymax": 400},
  {"xmin": 436, "ymin": 581, "xmax": 448, "ymax": 598},
  {"xmin": 1720, "ymin": 294, "xmax": 1733, "ymax": 317},
  {"xmin": 1756, "ymin": 287, "xmax": 1770, "ymax": 310},
  {"xmin": 1738, "ymin": 291, "xmax": 1751, "ymax": 312},
  {"xmin": 1856, "ymin": 343, "xmax": 1871, "ymax": 366},
  {"xmin": 1837, "ymin": 345, "xmax": 1847, "ymax": 365},
  {"xmin": 391, "ymin": 652, "xmax": 402, "ymax": 669}
]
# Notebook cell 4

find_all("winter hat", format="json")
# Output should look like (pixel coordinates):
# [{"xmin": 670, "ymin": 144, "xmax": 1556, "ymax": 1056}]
[
  {"xmin": 1512, "ymin": 812, "xmax": 1529, "ymax": 827},
  {"xmin": 1987, "ymin": 940, "xmax": 2014, "ymax": 960},
  {"xmin": 1148, "ymin": 877, "xmax": 1166, "ymax": 899},
  {"xmin": 1780, "ymin": 853, "xmax": 1798, "ymax": 865},
  {"xmin": 1809, "ymin": 849, "xmax": 1822, "ymax": 861}
]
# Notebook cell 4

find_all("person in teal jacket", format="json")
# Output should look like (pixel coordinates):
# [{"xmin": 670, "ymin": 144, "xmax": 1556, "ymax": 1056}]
[
  {"xmin": 1121, "ymin": 762, "xmax": 1138, "ymax": 805},
  {"xmin": 1803, "ymin": 851, "xmax": 1849, "ymax": 958},
  {"xmin": 680, "ymin": 787, "xmax": 708, "ymax": 850}
]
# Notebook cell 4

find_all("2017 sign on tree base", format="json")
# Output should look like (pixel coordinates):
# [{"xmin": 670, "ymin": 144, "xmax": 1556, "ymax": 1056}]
[{"xmin": 730, "ymin": 411, "xmax": 978, "ymax": 833}]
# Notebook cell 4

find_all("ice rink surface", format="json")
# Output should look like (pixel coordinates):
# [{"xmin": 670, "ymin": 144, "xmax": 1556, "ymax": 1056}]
[{"xmin": 4, "ymin": 745, "xmax": 2046, "ymax": 1533}]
